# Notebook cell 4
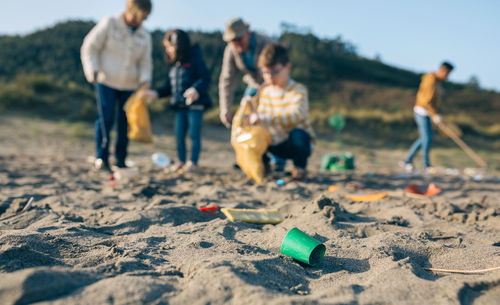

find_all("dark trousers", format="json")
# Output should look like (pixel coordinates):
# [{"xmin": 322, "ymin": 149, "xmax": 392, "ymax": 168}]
[
  {"xmin": 94, "ymin": 83, "xmax": 133, "ymax": 163},
  {"xmin": 175, "ymin": 109, "xmax": 204, "ymax": 164},
  {"xmin": 263, "ymin": 129, "xmax": 311, "ymax": 169}
]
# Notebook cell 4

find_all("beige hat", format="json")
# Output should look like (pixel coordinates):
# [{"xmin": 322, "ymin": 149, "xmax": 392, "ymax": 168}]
[{"xmin": 223, "ymin": 17, "xmax": 250, "ymax": 42}]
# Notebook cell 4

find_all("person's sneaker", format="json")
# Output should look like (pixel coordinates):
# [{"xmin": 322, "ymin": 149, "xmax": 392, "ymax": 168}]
[
  {"xmin": 182, "ymin": 161, "xmax": 199, "ymax": 173},
  {"xmin": 424, "ymin": 166, "xmax": 437, "ymax": 175},
  {"xmin": 115, "ymin": 160, "xmax": 127, "ymax": 169},
  {"xmin": 94, "ymin": 158, "xmax": 111, "ymax": 172},
  {"xmin": 291, "ymin": 167, "xmax": 307, "ymax": 181},
  {"xmin": 399, "ymin": 161, "xmax": 414, "ymax": 173},
  {"xmin": 166, "ymin": 162, "xmax": 185, "ymax": 174}
]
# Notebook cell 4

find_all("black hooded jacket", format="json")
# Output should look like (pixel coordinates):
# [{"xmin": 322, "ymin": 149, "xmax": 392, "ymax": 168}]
[{"xmin": 156, "ymin": 44, "xmax": 212, "ymax": 110}]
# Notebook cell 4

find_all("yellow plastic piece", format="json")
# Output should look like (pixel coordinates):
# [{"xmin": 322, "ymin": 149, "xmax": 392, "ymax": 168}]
[
  {"xmin": 124, "ymin": 89, "xmax": 153, "ymax": 143},
  {"xmin": 231, "ymin": 100, "xmax": 271, "ymax": 185},
  {"xmin": 345, "ymin": 192, "xmax": 389, "ymax": 202},
  {"xmin": 220, "ymin": 208, "xmax": 284, "ymax": 224}
]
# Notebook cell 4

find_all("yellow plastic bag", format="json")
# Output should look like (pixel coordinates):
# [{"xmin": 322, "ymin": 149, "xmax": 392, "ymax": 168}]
[
  {"xmin": 124, "ymin": 89, "xmax": 153, "ymax": 143},
  {"xmin": 231, "ymin": 100, "xmax": 271, "ymax": 185}
]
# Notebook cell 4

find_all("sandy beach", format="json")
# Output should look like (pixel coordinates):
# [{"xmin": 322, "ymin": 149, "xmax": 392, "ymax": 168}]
[{"xmin": 0, "ymin": 115, "xmax": 499, "ymax": 305}]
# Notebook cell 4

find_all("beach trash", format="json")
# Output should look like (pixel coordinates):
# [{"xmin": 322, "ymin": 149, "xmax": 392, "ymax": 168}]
[
  {"xmin": 199, "ymin": 206, "xmax": 219, "ymax": 213},
  {"xmin": 114, "ymin": 167, "xmax": 139, "ymax": 180},
  {"xmin": 151, "ymin": 152, "xmax": 171, "ymax": 168},
  {"xmin": 221, "ymin": 208, "xmax": 283, "ymax": 224},
  {"xmin": 424, "ymin": 183, "xmax": 441, "ymax": 196},
  {"xmin": 328, "ymin": 185, "xmax": 340, "ymax": 192},
  {"xmin": 280, "ymin": 228, "xmax": 326, "ymax": 266},
  {"xmin": 320, "ymin": 153, "xmax": 355, "ymax": 171},
  {"xmin": 405, "ymin": 183, "xmax": 441, "ymax": 197},
  {"xmin": 329, "ymin": 153, "xmax": 355, "ymax": 171},
  {"xmin": 345, "ymin": 192, "xmax": 388, "ymax": 202},
  {"xmin": 277, "ymin": 179, "xmax": 285, "ymax": 186},
  {"xmin": 320, "ymin": 154, "xmax": 338, "ymax": 170}
]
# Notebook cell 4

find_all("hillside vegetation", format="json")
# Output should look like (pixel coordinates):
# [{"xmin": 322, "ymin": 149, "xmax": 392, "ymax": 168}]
[{"xmin": 0, "ymin": 20, "xmax": 499, "ymax": 142}]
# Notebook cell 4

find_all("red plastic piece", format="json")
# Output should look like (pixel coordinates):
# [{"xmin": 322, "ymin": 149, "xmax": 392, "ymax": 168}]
[
  {"xmin": 405, "ymin": 183, "xmax": 441, "ymax": 197},
  {"xmin": 199, "ymin": 206, "xmax": 219, "ymax": 212}
]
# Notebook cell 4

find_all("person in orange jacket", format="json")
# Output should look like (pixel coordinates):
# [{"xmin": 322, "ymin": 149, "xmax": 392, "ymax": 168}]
[{"xmin": 401, "ymin": 61, "xmax": 454, "ymax": 172}]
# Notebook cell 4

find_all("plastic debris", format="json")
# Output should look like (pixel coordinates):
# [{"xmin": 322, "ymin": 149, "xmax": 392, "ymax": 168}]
[
  {"xmin": 405, "ymin": 183, "xmax": 441, "ymax": 197},
  {"xmin": 281, "ymin": 227, "xmax": 326, "ymax": 266},
  {"xmin": 328, "ymin": 185, "xmax": 340, "ymax": 192},
  {"xmin": 199, "ymin": 206, "xmax": 219, "ymax": 213},
  {"xmin": 220, "ymin": 208, "xmax": 283, "ymax": 224},
  {"xmin": 345, "ymin": 192, "xmax": 389, "ymax": 202},
  {"xmin": 151, "ymin": 152, "xmax": 171, "ymax": 168}
]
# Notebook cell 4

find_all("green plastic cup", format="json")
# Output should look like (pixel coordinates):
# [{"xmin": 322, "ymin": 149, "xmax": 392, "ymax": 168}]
[{"xmin": 280, "ymin": 228, "xmax": 326, "ymax": 266}]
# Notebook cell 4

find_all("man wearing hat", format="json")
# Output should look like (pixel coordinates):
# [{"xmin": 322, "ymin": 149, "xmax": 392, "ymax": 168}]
[{"xmin": 218, "ymin": 17, "xmax": 274, "ymax": 128}]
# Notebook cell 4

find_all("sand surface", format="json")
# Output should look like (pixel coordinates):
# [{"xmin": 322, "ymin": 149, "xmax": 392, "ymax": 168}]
[{"xmin": 0, "ymin": 115, "xmax": 499, "ymax": 305}]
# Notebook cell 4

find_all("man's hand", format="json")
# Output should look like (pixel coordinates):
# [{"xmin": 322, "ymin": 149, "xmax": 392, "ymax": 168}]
[
  {"xmin": 220, "ymin": 110, "xmax": 232, "ymax": 128},
  {"xmin": 183, "ymin": 87, "xmax": 199, "ymax": 105},
  {"xmin": 432, "ymin": 114, "xmax": 443, "ymax": 125},
  {"xmin": 139, "ymin": 81, "xmax": 151, "ymax": 90},
  {"xmin": 139, "ymin": 89, "xmax": 158, "ymax": 103}
]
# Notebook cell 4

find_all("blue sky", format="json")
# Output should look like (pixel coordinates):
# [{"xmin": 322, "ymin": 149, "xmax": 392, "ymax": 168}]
[{"xmin": 1, "ymin": 0, "xmax": 499, "ymax": 91}]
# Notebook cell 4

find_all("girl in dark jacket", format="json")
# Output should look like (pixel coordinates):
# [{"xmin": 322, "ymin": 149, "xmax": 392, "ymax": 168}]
[{"xmin": 143, "ymin": 29, "xmax": 212, "ymax": 173}]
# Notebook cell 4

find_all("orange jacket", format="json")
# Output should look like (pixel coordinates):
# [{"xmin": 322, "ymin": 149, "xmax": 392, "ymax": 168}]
[{"xmin": 415, "ymin": 73, "xmax": 441, "ymax": 115}]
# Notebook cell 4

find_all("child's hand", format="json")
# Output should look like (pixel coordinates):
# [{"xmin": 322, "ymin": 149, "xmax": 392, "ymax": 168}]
[
  {"xmin": 183, "ymin": 87, "xmax": 199, "ymax": 105},
  {"xmin": 248, "ymin": 113, "xmax": 261, "ymax": 125}
]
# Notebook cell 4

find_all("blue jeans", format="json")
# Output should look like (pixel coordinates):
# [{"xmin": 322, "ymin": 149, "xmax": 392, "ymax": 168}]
[
  {"xmin": 94, "ymin": 83, "xmax": 133, "ymax": 163},
  {"xmin": 263, "ymin": 129, "xmax": 311, "ymax": 169},
  {"xmin": 175, "ymin": 109, "xmax": 203, "ymax": 164},
  {"xmin": 405, "ymin": 112, "xmax": 433, "ymax": 167}
]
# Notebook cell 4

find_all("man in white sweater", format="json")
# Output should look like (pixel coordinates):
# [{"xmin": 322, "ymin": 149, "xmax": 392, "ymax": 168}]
[{"xmin": 81, "ymin": 0, "xmax": 152, "ymax": 170}]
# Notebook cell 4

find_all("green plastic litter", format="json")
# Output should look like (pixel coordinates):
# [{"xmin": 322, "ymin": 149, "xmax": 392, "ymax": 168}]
[{"xmin": 281, "ymin": 227, "xmax": 326, "ymax": 266}]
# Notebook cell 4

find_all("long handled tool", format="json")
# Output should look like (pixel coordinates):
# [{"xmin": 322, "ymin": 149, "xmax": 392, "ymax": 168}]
[
  {"xmin": 94, "ymin": 83, "xmax": 108, "ymax": 149},
  {"xmin": 437, "ymin": 122, "xmax": 487, "ymax": 168}
]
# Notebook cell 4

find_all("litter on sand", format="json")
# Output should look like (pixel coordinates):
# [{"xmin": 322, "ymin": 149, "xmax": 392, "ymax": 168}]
[
  {"xmin": 220, "ymin": 208, "xmax": 284, "ymax": 224},
  {"xmin": 199, "ymin": 206, "xmax": 219, "ymax": 213},
  {"xmin": 281, "ymin": 227, "xmax": 326, "ymax": 266},
  {"xmin": 328, "ymin": 185, "xmax": 341, "ymax": 192},
  {"xmin": 405, "ymin": 183, "xmax": 441, "ymax": 197},
  {"xmin": 345, "ymin": 192, "xmax": 389, "ymax": 202},
  {"xmin": 114, "ymin": 167, "xmax": 140, "ymax": 180},
  {"xmin": 151, "ymin": 152, "xmax": 171, "ymax": 168}
]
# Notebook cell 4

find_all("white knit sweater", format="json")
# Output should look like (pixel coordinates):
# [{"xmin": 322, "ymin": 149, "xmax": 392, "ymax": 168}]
[{"xmin": 81, "ymin": 14, "xmax": 152, "ymax": 91}]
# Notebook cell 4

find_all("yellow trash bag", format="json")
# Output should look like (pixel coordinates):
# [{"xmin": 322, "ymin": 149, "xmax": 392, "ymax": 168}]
[
  {"xmin": 123, "ymin": 89, "xmax": 153, "ymax": 143},
  {"xmin": 231, "ymin": 99, "xmax": 271, "ymax": 185}
]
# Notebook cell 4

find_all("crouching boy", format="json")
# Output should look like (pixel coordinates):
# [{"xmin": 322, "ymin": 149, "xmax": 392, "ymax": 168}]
[{"xmin": 250, "ymin": 43, "xmax": 315, "ymax": 181}]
